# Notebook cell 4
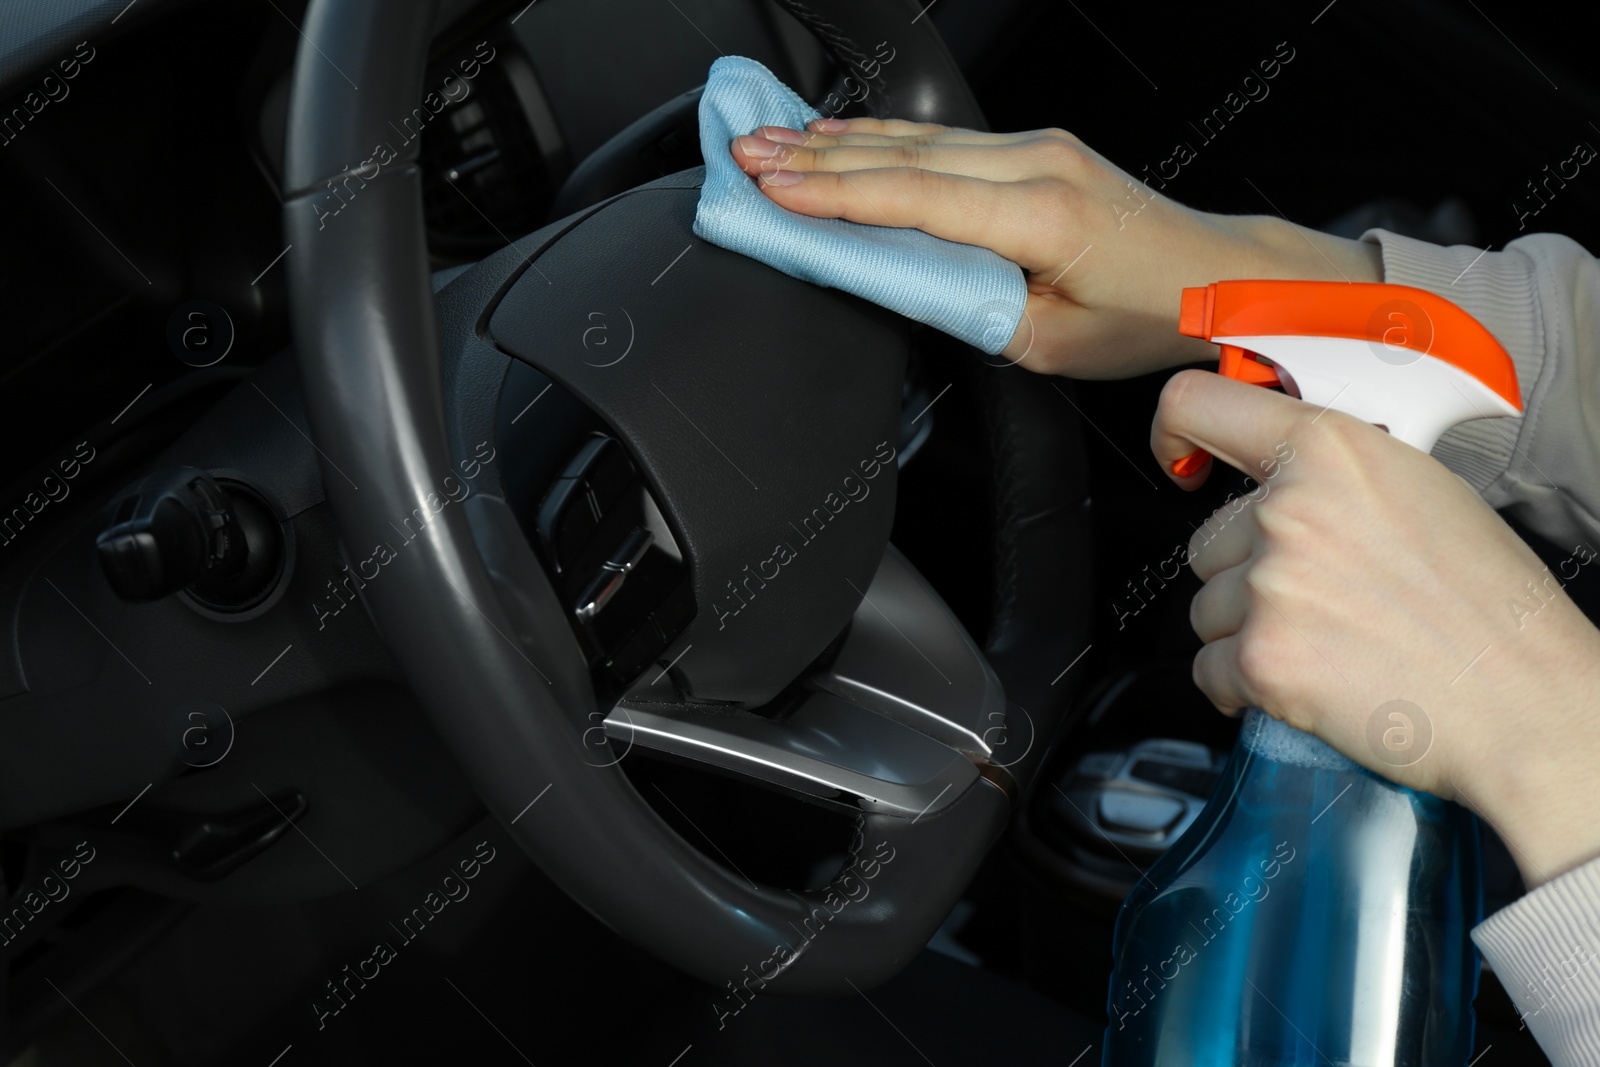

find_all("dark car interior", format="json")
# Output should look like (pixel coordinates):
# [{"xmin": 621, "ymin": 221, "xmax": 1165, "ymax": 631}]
[{"xmin": 2, "ymin": 0, "xmax": 1597, "ymax": 1063}]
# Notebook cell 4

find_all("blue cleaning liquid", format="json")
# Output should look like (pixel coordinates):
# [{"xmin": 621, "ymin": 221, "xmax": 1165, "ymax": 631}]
[{"xmin": 1103, "ymin": 709, "xmax": 1482, "ymax": 1066}]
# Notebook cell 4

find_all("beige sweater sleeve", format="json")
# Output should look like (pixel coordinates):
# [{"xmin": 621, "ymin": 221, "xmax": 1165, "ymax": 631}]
[
  {"xmin": 1363, "ymin": 227, "xmax": 1600, "ymax": 1064},
  {"xmin": 1471, "ymin": 856, "xmax": 1600, "ymax": 1061},
  {"xmin": 1362, "ymin": 228, "xmax": 1600, "ymax": 550}
]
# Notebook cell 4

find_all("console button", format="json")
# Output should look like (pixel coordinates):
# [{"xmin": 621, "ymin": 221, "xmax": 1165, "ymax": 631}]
[
  {"xmin": 1098, "ymin": 791, "xmax": 1185, "ymax": 835},
  {"xmin": 1075, "ymin": 752, "xmax": 1125, "ymax": 779},
  {"xmin": 1129, "ymin": 759, "xmax": 1220, "ymax": 799}
]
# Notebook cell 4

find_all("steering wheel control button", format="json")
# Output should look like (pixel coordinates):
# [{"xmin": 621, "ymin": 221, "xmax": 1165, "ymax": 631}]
[
  {"xmin": 529, "ymin": 434, "xmax": 692, "ymax": 685},
  {"xmin": 535, "ymin": 436, "xmax": 637, "ymax": 573},
  {"xmin": 608, "ymin": 616, "xmax": 670, "ymax": 681},
  {"xmin": 605, "ymin": 579, "xmax": 697, "ymax": 683},
  {"xmin": 575, "ymin": 527, "xmax": 654, "ymax": 621},
  {"xmin": 651, "ymin": 578, "xmax": 695, "ymax": 638},
  {"xmin": 1097, "ymin": 791, "xmax": 1185, "ymax": 836},
  {"xmin": 96, "ymin": 469, "xmax": 285, "ymax": 611},
  {"xmin": 536, "ymin": 477, "xmax": 599, "ymax": 570},
  {"xmin": 563, "ymin": 436, "xmax": 633, "ymax": 513}
]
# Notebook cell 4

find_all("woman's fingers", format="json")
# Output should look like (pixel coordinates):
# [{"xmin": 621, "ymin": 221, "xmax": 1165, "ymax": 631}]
[
  {"xmin": 725, "ymin": 120, "xmax": 1105, "ymax": 365},
  {"xmin": 1152, "ymin": 371, "xmax": 1311, "ymax": 486},
  {"xmin": 1189, "ymin": 557, "xmax": 1252, "ymax": 643},
  {"xmin": 750, "ymin": 166, "xmax": 1066, "ymax": 271},
  {"xmin": 1192, "ymin": 634, "xmax": 1254, "ymax": 714},
  {"xmin": 800, "ymin": 117, "xmax": 1077, "ymax": 144},
  {"xmin": 1187, "ymin": 498, "xmax": 1260, "ymax": 582},
  {"xmin": 764, "ymin": 127, "xmax": 1024, "ymax": 150},
  {"xmin": 759, "ymin": 121, "xmax": 1064, "ymax": 149},
  {"xmin": 731, "ymin": 135, "xmax": 1064, "ymax": 184},
  {"xmin": 807, "ymin": 116, "xmax": 949, "ymax": 137},
  {"xmin": 781, "ymin": 129, "xmax": 1044, "ymax": 148}
]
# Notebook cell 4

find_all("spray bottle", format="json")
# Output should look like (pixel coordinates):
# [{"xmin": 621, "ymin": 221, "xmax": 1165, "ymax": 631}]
[{"xmin": 1103, "ymin": 280, "xmax": 1523, "ymax": 1066}]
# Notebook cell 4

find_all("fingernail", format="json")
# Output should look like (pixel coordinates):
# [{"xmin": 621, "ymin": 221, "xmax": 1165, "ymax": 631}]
[
  {"xmin": 760, "ymin": 170, "xmax": 805, "ymax": 187},
  {"xmin": 810, "ymin": 118, "xmax": 848, "ymax": 132},
  {"xmin": 760, "ymin": 126, "xmax": 808, "ymax": 144},
  {"xmin": 735, "ymin": 135, "xmax": 784, "ymax": 158}
]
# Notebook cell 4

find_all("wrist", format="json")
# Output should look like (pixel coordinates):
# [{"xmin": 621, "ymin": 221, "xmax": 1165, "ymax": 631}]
[
  {"xmin": 1235, "ymin": 214, "xmax": 1384, "ymax": 286},
  {"xmin": 1152, "ymin": 212, "xmax": 1388, "ymax": 371},
  {"xmin": 1472, "ymin": 625, "xmax": 1600, "ymax": 889},
  {"xmin": 1143, "ymin": 214, "xmax": 1385, "ymax": 373}
]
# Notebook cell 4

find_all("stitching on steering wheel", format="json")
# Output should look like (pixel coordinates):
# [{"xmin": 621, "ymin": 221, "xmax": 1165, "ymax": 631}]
[{"xmin": 769, "ymin": 0, "xmax": 890, "ymax": 105}]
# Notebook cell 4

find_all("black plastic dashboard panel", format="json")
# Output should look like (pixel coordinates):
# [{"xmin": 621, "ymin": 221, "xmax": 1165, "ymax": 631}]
[{"xmin": 0, "ymin": 355, "xmax": 394, "ymax": 825}]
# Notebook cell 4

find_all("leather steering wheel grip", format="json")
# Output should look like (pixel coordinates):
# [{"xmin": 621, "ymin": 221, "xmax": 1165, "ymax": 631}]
[
  {"xmin": 281, "ymin": 0, "xmax": 1012, "ymax": 993},
  {"xmin": 771, "ymin": 0, "xmax": 986, "ymax": 127}
]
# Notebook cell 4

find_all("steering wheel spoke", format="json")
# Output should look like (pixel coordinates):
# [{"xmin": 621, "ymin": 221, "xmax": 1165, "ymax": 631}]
[
  {"xmin": 606, "ymin": 546, "xmax": 1003, "ymax": 819},
  {"xmin": 605, "ymin": 698, "xmax": 977, "ymax": 819}
]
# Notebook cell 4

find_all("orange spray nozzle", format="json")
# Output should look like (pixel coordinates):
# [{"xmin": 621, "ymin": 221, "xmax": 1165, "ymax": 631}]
[{"xmin": 1167, "ymin": 280, "xmax": 1521, "ymax": 477}]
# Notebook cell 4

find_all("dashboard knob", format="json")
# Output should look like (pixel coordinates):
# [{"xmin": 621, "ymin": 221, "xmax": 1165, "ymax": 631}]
[{"xmin": 95, "ymin": 469, "xmax": 278, "ymax": 608}]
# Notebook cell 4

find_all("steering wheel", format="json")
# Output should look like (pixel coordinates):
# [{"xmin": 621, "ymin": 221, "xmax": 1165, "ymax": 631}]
[{"xmin": 282, "ymin": 0, "xmax": 1090, "ymax": 992}]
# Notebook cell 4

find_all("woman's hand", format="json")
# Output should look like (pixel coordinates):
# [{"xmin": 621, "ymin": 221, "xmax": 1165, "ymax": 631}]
[
  {"xmin": 730, "ymin": 118, "xmax": 1382, "ymax": 377},
  {"xmin": 1155, "ymin": 371, "xmax": 1600, "ymax": 888}
]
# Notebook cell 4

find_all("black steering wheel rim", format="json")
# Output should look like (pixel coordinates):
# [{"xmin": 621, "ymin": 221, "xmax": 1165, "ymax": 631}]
[{"xmin": 281, "ymin": 0, "xmax": 1089, "ymax": 993}]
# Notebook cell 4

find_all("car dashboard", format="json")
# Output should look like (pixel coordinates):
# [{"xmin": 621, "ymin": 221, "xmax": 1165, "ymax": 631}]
[{"xmin": 0, "ymin": 0, "xmax": 831, "ymax": 494}]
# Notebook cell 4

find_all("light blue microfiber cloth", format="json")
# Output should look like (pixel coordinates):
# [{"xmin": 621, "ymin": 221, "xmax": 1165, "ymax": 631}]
[{"xmin": 692, "ymin": 56, "xmax": 1027, "ymax": 356}]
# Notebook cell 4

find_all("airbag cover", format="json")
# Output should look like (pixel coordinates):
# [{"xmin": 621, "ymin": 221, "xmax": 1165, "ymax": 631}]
[{"xmin": 489, "ymin": 186, "xmax": 906, "ymax": 705}]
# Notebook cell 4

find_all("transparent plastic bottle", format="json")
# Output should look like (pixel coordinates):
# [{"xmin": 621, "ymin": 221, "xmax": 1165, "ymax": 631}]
[{"xmin": 1102, "ymin": 708, "xmax": 1482, "ymax": 1066}]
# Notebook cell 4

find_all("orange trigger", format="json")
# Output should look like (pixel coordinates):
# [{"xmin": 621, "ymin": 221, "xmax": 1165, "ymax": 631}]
[{"xmin": 1218, "ymin": 344, "xmax": 1280, "ymax": 388}]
